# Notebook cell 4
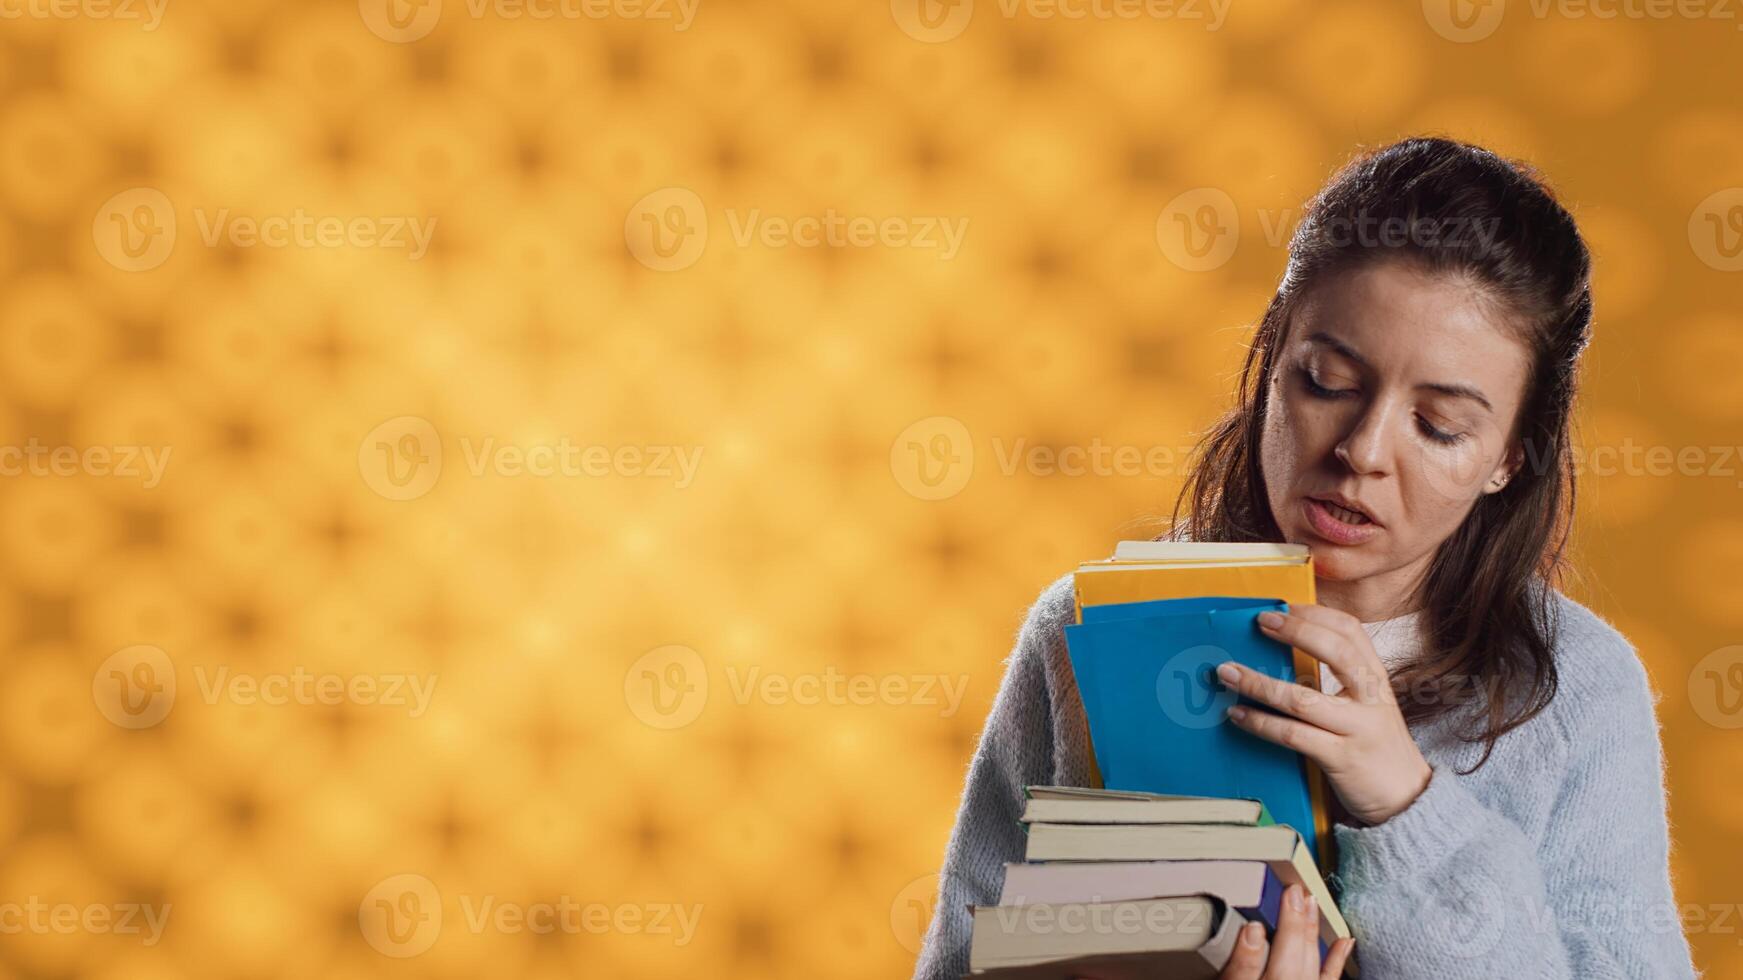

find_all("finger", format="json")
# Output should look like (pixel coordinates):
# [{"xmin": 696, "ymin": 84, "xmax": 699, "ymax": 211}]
[
  {"xmin": 1227, "ymin": 703, "xmax": 1338, "ymax": 759},
  {"xmin": 1319, "ymin": 937, "xmax": 1355, "ymax": 980},
  {"xmin": 1299, "ymin": 901, "xmax": 1322, "ymax": 978},
  {"xmin": 1285, "ymin": 604, "xmax": 1368, "ymax": 646},
  {"xmin": 1216, "ymin": 661, "xmax": 1356, "ymax": 734},
  {"xmin": 1257, "ymin": 610, "xmax": 1385, "ymax": 704},
  {"xmin": 1267, "ymin": 884, "xmax": 1314, "ymax": 976},
  {"xmin": 1218, "ymin": 921, "xmax": 1267, "ymax": 980},
  {"xmin": 1289, "ymin": 606, "xmax": 1391, "ymax": 672}
]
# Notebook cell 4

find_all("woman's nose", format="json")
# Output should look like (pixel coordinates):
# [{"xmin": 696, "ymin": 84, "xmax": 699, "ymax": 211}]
[{"xmin": 1334, "ymin": 405, "xmax": 1393, "ymax": 475}]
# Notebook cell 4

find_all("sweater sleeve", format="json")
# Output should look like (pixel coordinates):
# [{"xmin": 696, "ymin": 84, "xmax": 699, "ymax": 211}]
[
  {"xmin": 912, "ymin": 585, "xmax": 1068, "ymax": 980},
  {"xmin": 1331, "ymin": 641, "xmax": 1698, "ymax": 979}
]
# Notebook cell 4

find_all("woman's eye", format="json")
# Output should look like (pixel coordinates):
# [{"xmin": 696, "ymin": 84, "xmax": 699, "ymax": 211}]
[
  {"xmin": 1415, "ymin": 414, "xmax": 1466, "ymax": 445},
  {"xmin": 1298, "ymin": 367, "xmax": 1355, "ymax": 399}
]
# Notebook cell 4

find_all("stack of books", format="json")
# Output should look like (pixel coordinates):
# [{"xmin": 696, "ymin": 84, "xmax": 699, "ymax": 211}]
[{"xmin": 966, "ymin": 542, "xmax": 1356, "ymax": 978}]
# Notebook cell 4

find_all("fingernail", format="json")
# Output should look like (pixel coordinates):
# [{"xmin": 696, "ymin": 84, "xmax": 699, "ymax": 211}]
[
  {"xmin": 1258, "ymin": 611, "xmax": 1284, "ymax": 628},
  {"xmin": 1241, "ymin": 921, "xmax": 1264, "ymax": 948},
  {"xmin": 1216, "ymin": 662, "xmax": 1240, "ymax": 683},
  {"xmin": 1289, "ymin": 884, "xmax": 1306, "ymax": 912},
  {"xmin": 1227, "ymin": 705, "xmax": 1247, "ymax": 721}
]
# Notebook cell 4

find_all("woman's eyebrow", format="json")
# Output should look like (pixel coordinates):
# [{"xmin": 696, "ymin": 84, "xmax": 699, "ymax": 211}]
[
  {"xmin": 1306, "ymin": 331, "xmax": 1494, "ymax": 412},
  {"xmin": 1418, "ymin": 381, "xmax": 1494, "ymax": 412}
]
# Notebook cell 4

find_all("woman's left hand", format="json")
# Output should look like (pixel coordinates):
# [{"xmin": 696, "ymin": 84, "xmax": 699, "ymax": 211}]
[{"xmin": 1215, "ymin": 604, "xmax": 1433, "ymax": 826}]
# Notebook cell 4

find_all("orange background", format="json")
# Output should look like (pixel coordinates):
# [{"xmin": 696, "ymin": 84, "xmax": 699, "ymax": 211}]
[{"xmin": 0, "ymin": 0, "xmax": 1740, "ymax": 977}]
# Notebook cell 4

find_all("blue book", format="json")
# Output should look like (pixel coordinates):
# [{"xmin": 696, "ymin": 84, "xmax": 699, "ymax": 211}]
[{"xmin": 1062, "ymin": 596, "xmax": 1321, "ymax": 862}]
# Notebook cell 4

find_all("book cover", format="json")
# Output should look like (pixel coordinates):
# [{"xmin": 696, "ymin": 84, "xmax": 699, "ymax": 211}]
[
  {"xmin": 1069, "ymin": 544, "xmax": 1336, "ymax": 872},
  {"xmin": 1062, "ymin": 596, "xmax": 1324, "ymax": 865}
]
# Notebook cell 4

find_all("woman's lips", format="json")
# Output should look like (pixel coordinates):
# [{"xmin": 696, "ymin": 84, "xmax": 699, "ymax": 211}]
[{"xmin": 1302, "ymin": 497, "xmax": 1382, "ymax": 546}]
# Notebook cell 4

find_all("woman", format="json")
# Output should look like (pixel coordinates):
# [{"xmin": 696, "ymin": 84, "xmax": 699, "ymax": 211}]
[{"xmin": 913, "ymin": 138, "xmax": 1697, "ymax": 980}]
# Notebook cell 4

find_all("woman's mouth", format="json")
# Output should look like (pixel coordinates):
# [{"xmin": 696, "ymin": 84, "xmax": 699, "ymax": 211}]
[{"xmin": 1302, "ymin": 496, "xmax": 1382, "ymax": 546}]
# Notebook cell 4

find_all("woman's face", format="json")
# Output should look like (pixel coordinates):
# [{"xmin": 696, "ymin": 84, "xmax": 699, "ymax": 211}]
[{"xmin": 1260, "ymin": 259, "xmax": 1531, "ymax": 598}]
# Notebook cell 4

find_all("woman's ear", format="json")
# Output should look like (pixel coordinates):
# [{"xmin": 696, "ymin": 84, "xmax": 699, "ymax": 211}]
[{"xmin": 1483, "ymin": 443, "xmax": 1525, "ymax": 494}]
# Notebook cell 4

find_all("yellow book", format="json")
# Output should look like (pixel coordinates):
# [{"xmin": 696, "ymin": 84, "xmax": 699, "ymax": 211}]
[{"xmin": 1070, "ymin": 541, "xmax": 1337, "ymax": 873}]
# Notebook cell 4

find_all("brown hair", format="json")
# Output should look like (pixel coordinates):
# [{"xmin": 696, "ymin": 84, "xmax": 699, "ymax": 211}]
[{"xmin": 1174, "ymin": 137, "xmax": 1593, "ymax": 772}]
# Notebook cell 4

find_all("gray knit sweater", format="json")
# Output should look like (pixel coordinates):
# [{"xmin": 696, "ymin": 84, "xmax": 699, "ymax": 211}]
[{"xmin": 915, "ymin": 572, "xmax": 1699, "ymax": 980}]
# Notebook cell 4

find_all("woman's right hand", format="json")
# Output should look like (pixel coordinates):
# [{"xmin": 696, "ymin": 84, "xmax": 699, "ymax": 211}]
[{"xmin": 1219, "ymin": 884, "xmax": 1354, "ymax": 980}]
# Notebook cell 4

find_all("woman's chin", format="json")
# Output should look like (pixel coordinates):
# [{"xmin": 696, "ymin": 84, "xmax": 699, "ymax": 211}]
[{"xmin": 1303, "ymin": 545, "xmax": 1373, "ymax": 583}]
